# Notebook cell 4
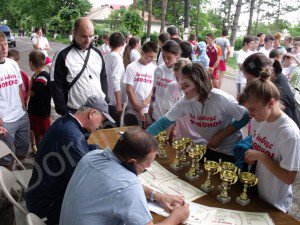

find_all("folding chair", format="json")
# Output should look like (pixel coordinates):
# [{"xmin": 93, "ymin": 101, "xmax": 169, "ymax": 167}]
[
  {"xmin": 26, "ymin": 213, "xmax": 46, "ymax": 225},
  {"xmin": 0, "ymin": 140, "xmax": 32, "ymax": 188},
  {"xmin": 0, "ymin": 166, "xmax": 28, "ymax": 225}
]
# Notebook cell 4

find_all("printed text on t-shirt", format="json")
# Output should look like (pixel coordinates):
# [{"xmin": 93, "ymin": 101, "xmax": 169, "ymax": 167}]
[
  {"xmin": 134, "ymin": 72, "xmax": 152, "ymax": 83},
  {"xmin": 189, "ymin": 114, "xmax": 222, "ymax": 127},
  {"xmin": 252, "ymin": 130, "xmax": 274, "ymax": 159},
  {"xmin": 0, "ymin": 74, "xmax": 18, "ymax": 88},
  {"xmin": 155, "ymin": 76, "xmax": 173, "ymax": 89}
]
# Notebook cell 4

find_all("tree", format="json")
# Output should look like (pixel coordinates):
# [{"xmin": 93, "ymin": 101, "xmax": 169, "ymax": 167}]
[
  {"xmin": 133, "ymin": 0, "xmax": 138, "ymax": 10},
  {"xmin": 246, "ymin": 0, "xmax": 256, "ymax": 34},
  {"xmin": 122, "ymin": 10, "xmax": 144, "ymax": 36},
  {"xmin": 184, "ymin": 0, "xmax": 190, "ymax": 40},
  {"xmin": 160, "ymin": 0, "xmax": 168, "ymax": 32},
  {"xmin": 229, "ymin": 0, "xmax": 243, "ymax": 46},
  {"xmin": 58, "ymin": 7, "xmax": 80, "ymax": 34},
  {"xmin": 146, "ymin": 0, "xmax": 153, "ymax": 40},
  {"xmin": 142, "ymin": 0, "xmax": 146, "ymax": 19},
  {"xmin": 196, "ymin": 0, "xmax": 201, "ymax": 38}
]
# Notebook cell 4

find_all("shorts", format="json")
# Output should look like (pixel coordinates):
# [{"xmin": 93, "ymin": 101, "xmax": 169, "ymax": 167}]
[
  {"xmin": 45, "ymin": 56, "xmax": 52, "ymax": 65},
  {"xmin": 29, "ymin": 114, "xmax": 50, "ymax": 136},
  {"xmin": 211, "ymin": 68, "xmax": 219, "ymax": 80},
  {"xmin": 219, "ymin": 60, "xmax": 226, "ymax": 72},
  {"xmin": 236, "ymin": 83, "xmax": 246, "ymax": 96}
]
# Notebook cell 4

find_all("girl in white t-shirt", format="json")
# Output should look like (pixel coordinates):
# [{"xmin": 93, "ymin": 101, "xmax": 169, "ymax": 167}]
[
  {"xmin": 123, "ymin": 36, "xmax": 141, "ymax": 69},
  {"xmin": 163, "ymin": 58, "xmax": 205, "ymax": 144},
  {"xmin": 147, "ymin": 63, "xmax": 249, "ymax": 162},
  {"xmin": 151, "ymin": 40, "xmax": 181, "ymax": 121},
  {"xmin": 239, "ymin": 71, "xmax": 300, "ymax": 213}
]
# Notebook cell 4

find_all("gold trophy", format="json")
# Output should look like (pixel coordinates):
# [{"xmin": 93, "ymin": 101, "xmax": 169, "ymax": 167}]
[
  {"xmin": 236, "ymin": 172, "xmax": 258, "ymax": 206},
  {"xmin": 170, "ymin": 140, "xmax": 183, "ymax": 171},
  {"xmin": 155, "ymin": 131, "xmax": 168, "ymax": 158},
  {"xmin": 200, "ymin": 158, "xmax": 221, "ymax": 192},
  {"xmin": 217, "ymin": 169, "xmax": 238, "ymax": 204},
  {"xmin": 218, "ymin": 161, "xmax": 237, "ymax": 192},
  {"xmin": 185, "ymin": 146, "xmax": 199, "ymax": 181},
  {"xmin": 179, "ymin": 137, "xmax": 192, "ymax": 167},
  {"xmin": 194, "ymin": 144, "xmax": 206, "ymax": 175}
]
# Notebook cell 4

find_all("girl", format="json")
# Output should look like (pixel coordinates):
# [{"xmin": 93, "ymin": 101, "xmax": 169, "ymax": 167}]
[
  {"xmin": 163, "ymin": 58, "xmax": 205, "ymax": 143},
  {"xmin": 151, "ymin": 40, "xmax": 181, "ymax": 122},
  {"xmin": 123, "ymin": 36, "xmax": 141, "ymax": 69},
  {"xmin": 239, "ymin": 71, "xmax": 300, "ymax": 213},
  {"xmin": 147, "ymin": 62, "xmax": 249, "ymax": 162}
]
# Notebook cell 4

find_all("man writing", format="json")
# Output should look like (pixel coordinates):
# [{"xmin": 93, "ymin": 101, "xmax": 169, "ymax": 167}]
[
  {"xmin": 50, "ymin": 17, "xmax": 108, "ymax": 116},
  {"xmin": 60, "ymin": 127, "xmax": 190, "ymax": 225}
]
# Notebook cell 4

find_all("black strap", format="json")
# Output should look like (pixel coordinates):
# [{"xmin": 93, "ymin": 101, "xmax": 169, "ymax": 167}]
[{"xmin": 67, "ymin": 48, "xmax": 91, "ymax": 91}]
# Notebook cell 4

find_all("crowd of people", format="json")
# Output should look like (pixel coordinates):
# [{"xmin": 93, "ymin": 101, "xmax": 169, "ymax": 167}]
[{"xmin": 0, "ymin": 16, "xmax": 299, "ymax": 225}]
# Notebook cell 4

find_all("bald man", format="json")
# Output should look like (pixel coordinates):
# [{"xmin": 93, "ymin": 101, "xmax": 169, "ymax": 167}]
[{"xmin": 50, "ymin": 17, "xmax": 108, "ymax": 116}]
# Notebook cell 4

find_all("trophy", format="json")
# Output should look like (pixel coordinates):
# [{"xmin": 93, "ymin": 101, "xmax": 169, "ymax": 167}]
[
  {"xmin": 179, "ymin": 137, "xmax": 192, "ymax": 167},
  {"xmin": 217, "ymin": 169, "xmax": 238, "ymax": 204},
  {"xmin": 155, "ymin": 131, "xmax": 168, "ymax": 158},
  {"xmin": 185, "ymin": 146, "xmax": 199, "ymax": 181},
  {"xmin": 170, "ymin": 140, "xmax": 183, "ymax": 171},
  {"xmin": 194, "ymin": 144, "xmax": 206, "ymax": 175},
  {"xmin": 218, "ymin": 161, "xmax": 237, "ymax": 191},
  {"xmin": 200, "ymin": 158, "xmax": 221, "ymax": 192},
  {"xmin": 236, "ymin": 172, "xmax": 258, "ymax": 206}
]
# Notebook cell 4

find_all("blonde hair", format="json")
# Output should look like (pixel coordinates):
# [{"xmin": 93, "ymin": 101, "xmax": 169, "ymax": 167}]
[
  {"xmin": 173, "ymin": 58, "xmax": 191, "ymax": 72},
  {"xmin": 0, "ymin": 32, "xmax": 7, "ymax": 42}
]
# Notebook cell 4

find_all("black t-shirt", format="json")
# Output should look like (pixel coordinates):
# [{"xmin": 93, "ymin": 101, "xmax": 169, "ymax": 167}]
[{"xmin": 28, "ymin": 71, "xmax": 51, "ymax": 117}]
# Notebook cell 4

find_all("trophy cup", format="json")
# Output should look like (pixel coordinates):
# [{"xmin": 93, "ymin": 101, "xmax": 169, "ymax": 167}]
[
  {"xmin": 170, "ymin": 140, "xmax": 183, "ymax": 171},
  {"xmin": 185, "ymin": 146, "xmax": 199, "ymax": 181},
  {"xmin": 217, "ymin": 169, "xmax": 238, "ymax": 204},
  {"xmin": 194, "ymin": 144, "xmax": 206, "ymax": 175},
  {"xmin": 156, "ymin": 131, "xmax": 168, "ymax": 158},
  {"xmin": 179, "ymin": 137, "xmax": 192, "ymax": 167},
  {"xmin": 236, "ymin": 172, "xmax": 258, "ymax": 206},
  {"xmin": 218, "ymin": 161, "xmax": 237, "ymax": 191},
  {"xmin": 200, "ymin": 158, "xmax": 221, "ymax": 193}
]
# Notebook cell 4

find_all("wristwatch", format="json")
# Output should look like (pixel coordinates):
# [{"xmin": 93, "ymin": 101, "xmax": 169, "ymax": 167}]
[{"xmin": 150, "ymin": 190, "xmax": 156, "ymax": 202}]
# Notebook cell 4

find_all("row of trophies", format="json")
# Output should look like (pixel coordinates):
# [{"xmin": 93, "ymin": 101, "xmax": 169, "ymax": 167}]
[{"xmin": 155, "ymin": 131, "xmax": 258, "ymax": 206}]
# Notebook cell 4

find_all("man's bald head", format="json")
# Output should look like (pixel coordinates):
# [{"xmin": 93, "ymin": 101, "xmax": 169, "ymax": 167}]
[
  {"xmin": 73, "ymin": 17, "xmax": 94, "ymax": 50},
  {"xmin": 74, "ymin": 17, "xmax": 94, "ymax": 32}
]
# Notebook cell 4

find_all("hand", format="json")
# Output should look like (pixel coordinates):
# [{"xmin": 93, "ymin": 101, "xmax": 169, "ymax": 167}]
[
  {"xmin": 0, "ymin": 126, "xmax": 7, "ymax": 135},
  {"xmin": 207, "ymin": 132, "xmax": 223, "ymax": 149},
  {"xmin": 133, "ymin": 103, "xmax": 142, "ymax": 112},
  {"xmin": 138, "ymin": 110, "xmax": 145, "ymax": 122},
  {"xmin": 170, "ymin": 203, "xmax": 190, "ymax": 224},
  {"xmin": 116, "ymin": 104, "xmax": 123, "ymax": 114},
  {"xmin": 208, "ymin": 67, "xmax": 214, "ymax": 74},
  {"xmin": 169, "ymin": 126, "xmax": 177, "ymax": 141},
  {"xmin": 0, "ymin": 117, "xmax": 3, "ymax": 126},
  {"xmin": 244, "ymin": 149, "xmax": 262, "ymax": 165},
  {"xmin": 284, "ymin": 52, "xmax": 295, "ymax": 58},
  {"xmin": 156, "ymin": 193, "xmax": 185, "ymax": 212}
]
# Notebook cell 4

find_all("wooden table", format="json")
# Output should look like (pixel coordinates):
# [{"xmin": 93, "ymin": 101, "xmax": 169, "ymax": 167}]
[{"xmin": 89, "ymin": 127, "xmax": 300, "ymax": 225}]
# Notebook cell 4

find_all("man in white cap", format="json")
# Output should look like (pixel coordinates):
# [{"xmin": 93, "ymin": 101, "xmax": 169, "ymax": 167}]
[{"xmin": 26, "ymin": 95, "xmax": 114, "ymax": 225}]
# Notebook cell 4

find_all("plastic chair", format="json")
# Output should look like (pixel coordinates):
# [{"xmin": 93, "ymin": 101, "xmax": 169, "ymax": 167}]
[
  {"xmin": 0, "ymin": 166, "xmax": 28, "ymax": 225},
  {"xmin": 26, "ymin": 213, "xmax": 46, "ymax": 225},
  {"xmin": 0, "ymin": 140, "xmax": 32, "ymax": 188}
]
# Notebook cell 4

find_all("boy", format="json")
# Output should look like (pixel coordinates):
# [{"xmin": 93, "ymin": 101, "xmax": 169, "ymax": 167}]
[
  {"xmin": 124, "ymin": 41, "xmax": 158, "ymax": 128},
  {"xmin": 28, "ymin": 50, "xmax": 51, "ymax": 152},
  {"xmin": 99, "ymin": 33, "xmax": 111, "ymax": 61}
]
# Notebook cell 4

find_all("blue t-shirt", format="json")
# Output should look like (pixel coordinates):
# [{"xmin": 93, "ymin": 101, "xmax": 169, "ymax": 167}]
[{"xmin": 60, "ymin": 149, "xmax": 153, "ymax": 225}]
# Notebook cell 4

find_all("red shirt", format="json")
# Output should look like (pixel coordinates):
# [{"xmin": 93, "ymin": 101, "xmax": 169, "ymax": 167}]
[
  {"xmin": 20, "ymin": 70, "xmax": 30, "ymax": 104},
  {"xmin": 206, "ymin": 44, "xmax": 222, "ymax": 67}
]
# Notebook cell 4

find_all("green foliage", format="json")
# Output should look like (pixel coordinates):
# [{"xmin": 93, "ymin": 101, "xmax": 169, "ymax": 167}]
[
  {"xmin": 288, "ymin": 24, "xmax": 300, "ymax": 37},
  {"xmin": 253, "ymin": 19, "xmax": 292, "ymax": 35},
  {"xmin": 141, "ymin": 32, "xmax": 158, "ymax": 44},
  {"xmin": 233, "ymin": 37, "xmax": 243, "ymax": 51},
  {"xmin": 122, "ymin": 10, "xmax": 144, "ymax": 36},
  {"xmin": 58, "ymin": 7, "xmax": 80, "ymax": 34},
  {"xmin": 226, "ymin": 56, "xmax": 238, "ymax": 71},
  {"xmin": 107, "ymin": 6, "xmax": 127, "ymax": 30}
]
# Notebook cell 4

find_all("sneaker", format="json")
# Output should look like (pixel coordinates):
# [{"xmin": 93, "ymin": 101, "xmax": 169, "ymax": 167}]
[{"xmin": 31, "ymin": 145, "xmax": 37, "ymax": 154}]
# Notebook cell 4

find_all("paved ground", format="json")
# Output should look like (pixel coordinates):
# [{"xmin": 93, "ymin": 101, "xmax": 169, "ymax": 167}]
[{"xmin": 0, "ymin": 37, "xmax": 299, "ymax": 223}]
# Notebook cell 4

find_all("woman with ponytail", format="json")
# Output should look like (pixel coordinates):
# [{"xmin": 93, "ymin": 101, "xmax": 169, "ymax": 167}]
[
  {"xmin": 239, "ymin": 71, "xmax": 300, "ymax": 213},
  {"xmin": 123, "ymin": 36, "xmax": 141, "ymax": 69}
]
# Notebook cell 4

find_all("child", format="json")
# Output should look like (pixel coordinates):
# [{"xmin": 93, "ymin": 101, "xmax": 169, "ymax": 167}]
[
  {"xmin": 99, "ymin": 33, "xmax": 111, "ymax": 59},
  {"xmin": 151, "ymin": 40, "xmax": 181, "ymax": 122},
  {"xmin": 239, "ymin": 71, "xmax": 300, "ymax": 213},
  {"xmin": 147, "ymin": 62, "xmax": 249, "ymax": 162},
  {"xmin": 7, "ymin": 49, "xmax": 30, "ymax": 107},
  {"xmin": 157, "ymin": 32, "xmax": 170, "ymax": 66},
  {"xmin": 28, "ymin": 50, "xmax": 51, "ymax": 151},
  {"xmin": 105, "ymin": 32, "xmax": 126, "ymax": 127},
  {"xmin": 163, "ymin": 58, "xmax": 205, "ymax": 143},
  {"xmin": 123, "ymin": 36, "xmax": 141, "ymax": 69},
  {"xmin": 123, "ymin": 41, "xmax": 158, "ymax": 128},
  {"xmin": 192, "ymin": 41, "xmax": 210, "ymax": 69}
]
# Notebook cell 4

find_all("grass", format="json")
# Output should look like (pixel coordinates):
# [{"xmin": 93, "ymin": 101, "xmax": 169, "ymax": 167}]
[
  {"xmin": 47, "ymin": 36, "xmax": 70, "ymax": 45},
  {"xmin": 226, "ymin": 56, "xmax": 238, "ymax": 70}
]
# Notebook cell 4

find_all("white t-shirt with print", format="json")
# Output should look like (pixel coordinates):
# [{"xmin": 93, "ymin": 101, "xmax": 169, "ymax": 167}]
[
  {"xmin": 236, "ymin": 49, "xmax": 252, "ymax": 84},
  {"xmin": 124, "ymin": 60, "xmax": 156, "ymax": 113},
  {"xmin": 0, "ymin": 58, "xmax": 25, "ymax": 122},
  {"xmin": 152, "ymin": 64, "xmax": 176, "ymax": 120},
  {"xmin": 250, "ymin": 113, "xmax": 300, "ymax": 212},
  {"xmin": 105, "ymin": 51, "xmax": 126, "ymax": 106},
  {"xmin": 163, "ymin": 81, "xmax": 206, "ymax": 143},
  {"xmin": 165, "ymin": 88, "xmax": 246, "ymax": 155},
  {"xmin": 130, "ymin": 49, "xmax": 141, "ymax": 63}
]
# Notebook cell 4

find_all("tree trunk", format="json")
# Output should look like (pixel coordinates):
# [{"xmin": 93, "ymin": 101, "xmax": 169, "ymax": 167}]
[
  {"xmin": 229, "ymin": 0, "xmax": 243, "ymax": 46},
  {"xmin": 160, "ymin": 0, "xmax": 168, "ymax": 32},
  {"xmin": 254, "ymin": 0, "xmax": 261, "ymax": 34},
  {"xmin": 184, "ymin": 0, "xmax": 190, "ymax": 40},
  {"xmin": 196, "ymin": 0, "xmax": 201, "ymax": 38},
  {"xmin": 247, "ymin": 0, "xmax": 256, "ymax": 35},
  {"xmin": 142, "ymin": 0, "xmax": 146, "ymax": 19},
  {"xmin": 133, "ymin": 0, "xmax": 138, "ymax": 10},
  {"xmin": 226, "ymin": 0, "xmax": 233, "ymax": 28},
  {"xmin": 275, "ymin": 0, "xmax": 281, "ymax": 32},
  {"xmin": 146, "ymin": 0, "xmax": 152, "ymax": 40}
]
